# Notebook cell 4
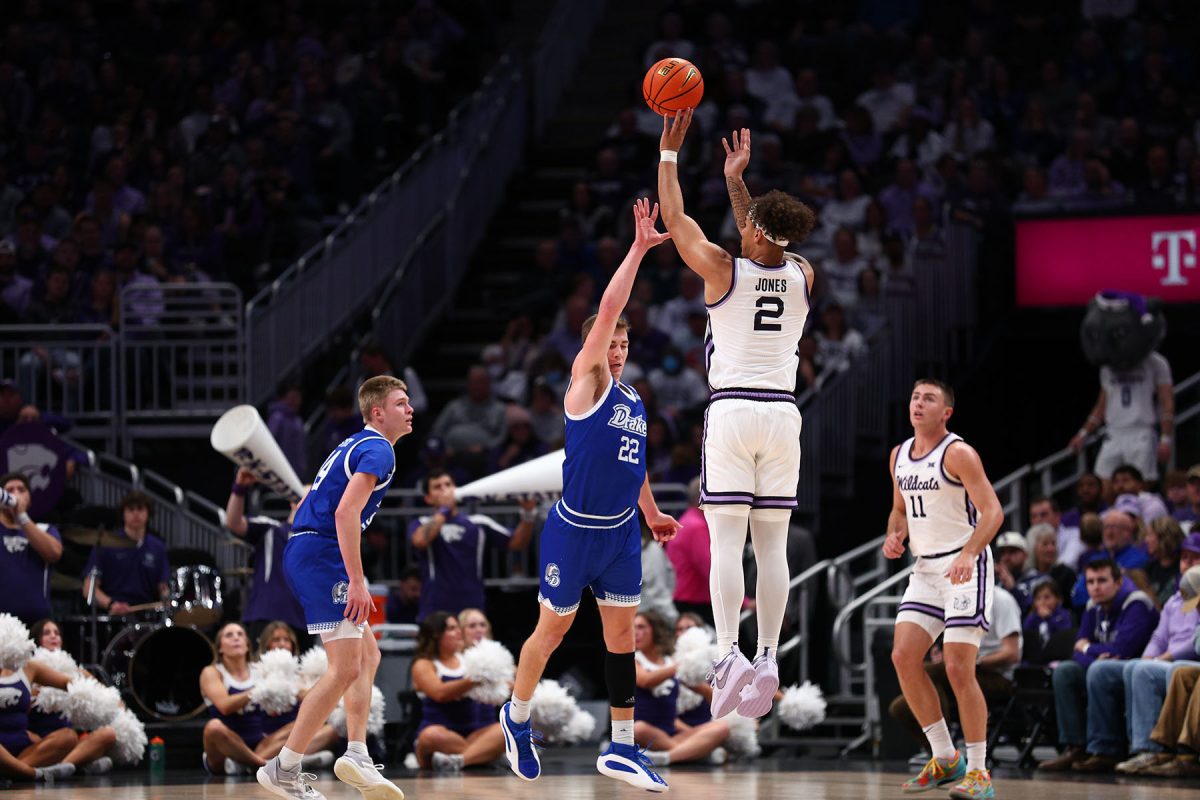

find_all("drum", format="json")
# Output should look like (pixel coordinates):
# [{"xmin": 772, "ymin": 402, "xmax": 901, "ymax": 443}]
[
  {"xmin": 170, "ymin": 564, "xmax": 224, "ymax": 628},
  {"xmin": 102, "ymin": 624, "xmax": 215, "ymax": 721}
]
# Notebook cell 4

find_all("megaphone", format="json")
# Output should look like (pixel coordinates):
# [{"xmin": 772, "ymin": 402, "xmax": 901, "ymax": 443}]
[
  {"xmin": 454, "ymin": 449, "xmax": 566, "ymax": 502},
  {"xmin": 210, "ymin": 405, "xmax": 305, "ymax": 503}
]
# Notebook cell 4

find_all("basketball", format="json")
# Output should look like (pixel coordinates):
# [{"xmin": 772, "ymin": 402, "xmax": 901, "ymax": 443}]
[{"xmin": 643, "ymin": 57, "xmax": 704, "ymax": 116}]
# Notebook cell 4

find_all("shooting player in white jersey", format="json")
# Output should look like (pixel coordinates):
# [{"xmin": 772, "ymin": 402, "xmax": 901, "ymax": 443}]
[
  {"xmin": 657, "ymin": 109, "xmax": 817, "ymax": 720},
  {"xmin": 883, "ymin": 379, "xmax": 1003, "ymax": 800}
]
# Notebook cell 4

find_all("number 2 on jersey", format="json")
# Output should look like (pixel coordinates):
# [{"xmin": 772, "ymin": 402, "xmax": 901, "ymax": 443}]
[
  {"xmin": 618, "ymin": 435, "xmax": 641, "ymax": 464},
  {"xmin": 753, "ymin": 296, "xmax": 784, "ymax": 331},
  {"xmin": 908, "ymin": 494, "xmax": 927, "ymax": 518}
]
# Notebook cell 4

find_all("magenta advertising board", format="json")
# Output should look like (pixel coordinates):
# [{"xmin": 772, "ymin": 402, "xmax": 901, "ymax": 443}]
[{"xmin": 1015, "ymin": 214, "xmax": 1200, "ymax": 307}]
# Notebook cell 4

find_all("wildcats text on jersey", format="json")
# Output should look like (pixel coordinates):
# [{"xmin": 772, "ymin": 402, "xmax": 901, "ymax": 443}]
[{"xmin": 897, "ymin": 474, "xmax": 941, "ymax": 492}]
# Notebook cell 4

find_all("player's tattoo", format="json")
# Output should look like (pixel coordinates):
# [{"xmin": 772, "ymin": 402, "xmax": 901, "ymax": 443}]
[{"xmin": 726, "ymin": 177, "xmax": 752, "ymax": 229}]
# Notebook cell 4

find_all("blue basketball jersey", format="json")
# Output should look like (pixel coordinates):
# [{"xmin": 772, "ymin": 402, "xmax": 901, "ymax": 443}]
[
  {"xmin": 293, "ymin": 426, "xmax": 396, "ymax": 537},
  {"xmin": 555, "ymin": 377, "xmax": 647, "ymax": 529}
]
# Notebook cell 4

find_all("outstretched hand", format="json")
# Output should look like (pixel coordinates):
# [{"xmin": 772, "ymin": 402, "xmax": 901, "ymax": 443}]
[
  {"xmin": 632, "ymin": 197, "xmax": 671, "ymax": 250},
  {"xmin": 723, "ymin": 128, "xmax": 751, "ymax": 178},
  {"xmin": 660, "ymin": 107, "xmax": 694, "ymax": 152}
]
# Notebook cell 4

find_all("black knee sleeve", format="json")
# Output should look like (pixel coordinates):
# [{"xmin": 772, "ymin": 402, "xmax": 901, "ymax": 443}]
[{"xmin": 605, "ymin": 650, "xmax": 636, "ymax": 709}]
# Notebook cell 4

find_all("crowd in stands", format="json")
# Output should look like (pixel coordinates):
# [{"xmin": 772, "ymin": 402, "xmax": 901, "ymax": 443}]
[{"xmin": 0, "ymin": 0, "xmax": 498, "ymax": 325}]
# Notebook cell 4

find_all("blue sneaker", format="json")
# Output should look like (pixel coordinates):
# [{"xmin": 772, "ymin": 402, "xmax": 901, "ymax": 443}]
[
  {"xmin": 499, "ymin": 702, "xmax": 541, "ymax": 781},
  {"xmin": 596, "ymin": 742, "xmax": 669, "ymax": 793}
]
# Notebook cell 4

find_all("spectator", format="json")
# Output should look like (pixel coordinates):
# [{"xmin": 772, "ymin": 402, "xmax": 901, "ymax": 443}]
[
  {"xmin": 321, "ymin": 386, "xmax": 363, "ymax": 454},
  {"xmin": 1163, "ymin": 470, "xmax": 1189, "ymax": 516},
  {"xmin": 766, "ymin": 68, "xmax": 836, "ymax": 132},
  {"xmin": 1141, "ymin": 620, "xmax": 1200, "ymax": 777},
  {"xmin": 408, "ymin": 470, "xmax": 535, "ymax": 621},
  {"xmin": 1048, "ymin": 129, "xmax": 1092, "ymax": 198},
  {"xmin": 386, "ymin": 566, "xmax": 422, "ymax": 625},
  {"xmin": 527, "ymin": 378, "xmax": 565, "ymax": 449},
  {"xmin": 430, "ymin": 365, "xmax": 508, "ymax": 462},
  {"xmin": 1172, "ymin": 465, "xmax": 1200, "ymax": 529},
  {"xmin": 1022, "ymin": 581, "xmax": 1075, "ymax": 666},
  {"xmin": 821, "ymin": 228, "xmax": 868, "ymax": 309},
  {"xmin": 943, "ymin": 96, "xmax": 995, "ymax": 159},
  {"xmin": 640, "ymin": 522, "xmax": 677, "ymax": 625},
  {"xmin": 888, "ymin": 586, "xmax": 1021, "ymax": 755},
  {"xmin": 878, "ymin": 159, "xmax": 920, "ymax": 237},
  {"xmin": 1071, "ymin": 499, "xmax": 1153, "ymax": 607},
  {"xmin": 266, "ymin": 383, "xmax": 306, "ymax": 479},
  {"xmin": 1088, "ymin": 559, "xmax": 1200, "ymax": 775},
  {"xmin": 410, "ymin": 611, "xmax": 504, "ymax": 772},
  {"xmin": 1070, "ymin": 349, "xmax": 1174, "ymax": 493},
  {"xmin": 458, "ymin": 608, "xmax": 492, "ymax": 646},
  {"xmin": 0, "ymin": 472, "xmax": 63, "ymax": 624},
  {"xmin": 199, "ymin": 623, "xmax": 272, "ymax": 774},
  {"xmin": 1040, "ymin": 559, "xmax": 1159, "ymax": 771},
  {"xmin": 813, "ymin": 303, "xmax": 866, "ymax": 374},
  {"xmin": 1061, "ymin": 473, "xmax": 1106, "ymax": 528},
  {"xmin": 1141, "ymin": 518, "xmax": 1185, "ymax": 607},
  {"xmin": 1029, "ymin": 496, "xmax": 1085, "ymax": 573},
  {"xmin": 822, "ymin": 171, "xmax": 872, "ymax": 235},
  {"xmin": 0, "ymin": 240, "xmax": 32, "ymax": 320},
  {"xmin": 634, "ymin": 610, "xmax": 731, "ymax": 767},
  {"xmin": 855, "ymin": 64, "xmax": 914, "ymax": 135},
  {"xmin": 665, "ymin": 478, "xmax": 712, "ymax": 624},
  {"xmin": 1111, "ymin": 465, "xmax": 1169, "ymax": 522},
  {"xmin": 1020, "ymin": 523, "xmax": 1077, "ymax": 610},
  {"xmin": 491, "ymin": 405, "xmax": 546, "ymax": 472},
  {"xmin": 223, "ymin": 469, "xmax": 308, "ymax": 642},
  {"xmin": 994, "ymin": 531, "xmax": 1033, "ymax": 612},
  {"xmin": 647, "ymin": 349, "xmax": 707, "ymax": 418},
  {"xmin": 651, "ymin": 271, "xmax": 705, "ymax": 334},
  {"xmin": 81, "ymin": 490, "xmax": 170, "ymax": 613}
]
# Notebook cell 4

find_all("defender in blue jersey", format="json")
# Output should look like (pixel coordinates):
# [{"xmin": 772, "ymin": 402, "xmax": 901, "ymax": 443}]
[
  {"xmin": 257, "ymin": 376, "xmax": 411, "ymax": 800},
  {"xmin": 500, "ymin": 199, "xmax": 682, "ymax": 793}
]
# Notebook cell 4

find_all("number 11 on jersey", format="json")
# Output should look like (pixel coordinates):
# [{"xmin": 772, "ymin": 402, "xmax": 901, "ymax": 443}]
[{"xmin": 908, "ymin": 494, "xmax": 927, "ymax": 518}]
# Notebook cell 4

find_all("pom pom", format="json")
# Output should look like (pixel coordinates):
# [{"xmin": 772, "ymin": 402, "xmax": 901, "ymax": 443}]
[
  {"xmin": 328, "ymin": 703, "xmax": 346, "ymax": 738},
  {"xmin": 66, "ymin": 676, "xmax": 121, "ymax": 730},
  {"xmin": 723, "ymin": 712, "xmax": 760, "ymax": 758},
  {"xmin": 562, "ymin": 709, "xmax": 596, "ymax": 744},
  {"xmin": 0, "ymin": 614, "xmax": 35, "ymax": 671},
  {"xmin": 776, "ymin": 681, "xmax": 827, "ymax": 732},
  {"xmin": 460, "ymin": 640, "xmax": 515, "ymax": 706},
  {"xmin": 676, "ymin": 685, "xmax": 703, "ymax": 714},
  {"xmin": 531, "ymin": 679, "xmax": 590, "ymax": 744},
  {"xmin": 674, "ymin": 640, "xmax": 719, "ymax": 687},
  {"xmin": 32, "ymin": 647, "xmax": 80, "ymax": 678},
  {"xmin": 251, "ymin": 650, "xmax": 300, "ymax": 716},
  {"xmin": 298, "ymin": 646, "xmax": 328, "ymax": 690},
  {"xmin": 674, "ymin": 626, "xmax": 713, "ymax": 654},
  {"xmin": 108, "ymin": 707, "xmax": 148, "ymax": 765},
  {"xmin": 32, "ymin": 686, "xmax": 70, "ymax": 716},
  {"xmin": 327, "ymin": 686, "xmax": 385, "ymax": 739}
]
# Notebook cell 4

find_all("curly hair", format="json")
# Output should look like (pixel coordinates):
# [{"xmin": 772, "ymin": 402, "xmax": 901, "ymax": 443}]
[{"xmin": 749, "ymin": 190, "xmax": 816, "ymax": 245}]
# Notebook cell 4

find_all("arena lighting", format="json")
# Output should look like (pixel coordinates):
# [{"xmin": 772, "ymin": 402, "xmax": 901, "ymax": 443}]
[{"xmin": 1015, "ymin": 214, "xmax": 1200, "ymax": 307}]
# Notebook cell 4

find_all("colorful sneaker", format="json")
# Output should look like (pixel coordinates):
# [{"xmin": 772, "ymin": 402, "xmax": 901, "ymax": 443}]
[
  {"xmin": 596, "ymin": 742, "xmax": 669, "ymax": 792},
  {"xmin": 735, "ymin": 651, "xmax": 779, "ymax": 718},
  {"xmin": 902, "ymin": 751, "xmax": 966, "ymax": 793},
  {"xmin": 333, "ymin": 751, "xmax": 405, "ymax": 800},
  {"xmin": 948, "ymin": 769, "xmax": 994, "ymax": 800},
  {"xmin": 500, "ymin": 701, "xmax": 542, "ymax": 781},
  {"xmin": 707, "ymin": 645, "xmax": 755, "ymax": 720}
]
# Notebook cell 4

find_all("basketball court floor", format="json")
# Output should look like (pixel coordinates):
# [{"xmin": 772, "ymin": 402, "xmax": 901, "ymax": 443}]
[{"xmin": 5, "ymin": 754, "xmax": 1195, "ymax": 799}]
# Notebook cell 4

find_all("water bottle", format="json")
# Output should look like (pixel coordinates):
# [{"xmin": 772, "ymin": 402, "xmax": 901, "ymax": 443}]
[{"xmin": 148, "ymin": 736, "xmax": 165, "ymax": 780}]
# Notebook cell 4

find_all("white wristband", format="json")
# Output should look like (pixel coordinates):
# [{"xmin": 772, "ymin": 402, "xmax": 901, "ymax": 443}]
[
  {"xmin": 660, "ymin": 150, "xmax": 678, "ymax": 163},
  {"xmin": 16, "ymin": 512, "xmax": 32, "ymax": 526}
]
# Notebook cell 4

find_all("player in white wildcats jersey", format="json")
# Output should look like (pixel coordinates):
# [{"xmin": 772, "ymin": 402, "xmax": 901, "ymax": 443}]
[
  {"xmin": 658, "ymin": 109, "xmax": 816, "ymax": 721},
  {"xmin": 883, "ymin": 380, "xmax": 1003, "ymax": 800},
  {"xmin": 1070, "ymin": 350, "xmax": 1174, "ymax": 492}
]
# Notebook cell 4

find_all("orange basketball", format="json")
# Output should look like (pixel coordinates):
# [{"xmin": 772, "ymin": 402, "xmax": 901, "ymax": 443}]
[{"xmin": 643, "ymin": 58, "xmax": 704, "ymax": 116}]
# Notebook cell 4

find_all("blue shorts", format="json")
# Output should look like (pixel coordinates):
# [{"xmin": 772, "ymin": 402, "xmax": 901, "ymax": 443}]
[
  {"xmin": 283, "ymin": 532, "xmax": 364, "ymax": 634},
  {"xmin": 538, "ymin": 510, "xmax": 642, "ymax": 615}
]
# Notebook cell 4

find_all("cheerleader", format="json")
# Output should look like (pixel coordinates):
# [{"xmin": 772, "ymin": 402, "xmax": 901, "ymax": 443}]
[
  {"xmin": 255, "ymin": 621, "xmax": 338, "ymax": 769},
  {"xmin": 411, "ymin": 611, "xmax": 505, "ymax": 772},
  {"xmin": 458, "ymin": 608, "xmax": 492, "ymax": 646},
  {"xmin": 633, "ymin": 611, "xmax": 730, "ymax": 766}
]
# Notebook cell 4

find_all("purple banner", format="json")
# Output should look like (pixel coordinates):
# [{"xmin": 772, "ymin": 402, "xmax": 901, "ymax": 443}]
[{"xmin": 0, "ymin": 422, "xmax": 70, "ymax": 518}]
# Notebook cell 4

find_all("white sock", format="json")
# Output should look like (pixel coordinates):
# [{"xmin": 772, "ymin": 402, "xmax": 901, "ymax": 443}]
[
  {"xmin": 346, "ymin": 740, "xmax": 369, "ymax": 758},
  {"xmin": 749, "ymin": 508, "xmax": 789, "ymax": 656},
  {"xmin": 922, "ymin": 719, "xmax": 956, "ymax": 761},
  {"xmin": 706, "ymin": 507, "xmax": 749, "ymax": 652},
  {"xmin": 611, "ymin": 718, "xmax": 634, "ymax": 746},
  {"xmin": 509, "ymin": 693, "xmax": 532, "ymax": 723},
  {"xmin": 966, "ymin": 741, "xmax": 986, "ymax": 772},
  {"xmin": 279, "ymin": 747, "xmax": 303, "ymax": 771},
  {"xmin": 647, "ymin": 751, "xmax": 671, "ymax": 766}
]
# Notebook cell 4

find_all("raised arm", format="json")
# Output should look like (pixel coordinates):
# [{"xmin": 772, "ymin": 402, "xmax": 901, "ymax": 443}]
[
  {"xmin": 224, "ymin": 469, "xmax": 256, "ymax": 537},
  {"xmin": 565, "ymin": 198, "xmax": 670, "ymax": 414},
  {"xmin": 657, "ymin": 109, "xmax": 733, "ymax": 291},
  {"xmin": 723, "ymin": 127, "xmax": 752, "ymax": 229}
]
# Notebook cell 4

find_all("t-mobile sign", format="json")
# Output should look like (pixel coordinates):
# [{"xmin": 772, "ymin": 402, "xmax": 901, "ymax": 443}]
[{"xmin": 1015, "ymin": 214, "xmax": 1200, "ymax": 307}]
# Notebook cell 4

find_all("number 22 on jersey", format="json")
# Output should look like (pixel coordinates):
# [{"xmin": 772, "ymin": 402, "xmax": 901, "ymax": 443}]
[{"xmin": 618, "ymin": 435, "xmax": 641, "ymax": 464}]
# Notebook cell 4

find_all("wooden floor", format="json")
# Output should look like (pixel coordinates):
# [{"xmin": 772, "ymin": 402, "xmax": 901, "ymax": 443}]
[{"xmin": 6, "ymin": 760, "xmax": 1198, "ymax": 799}]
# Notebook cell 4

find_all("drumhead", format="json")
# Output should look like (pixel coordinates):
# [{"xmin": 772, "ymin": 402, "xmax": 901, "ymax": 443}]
[{"xmin": 106, "ymin": 625, "xmax": 215, "ymax": 721}]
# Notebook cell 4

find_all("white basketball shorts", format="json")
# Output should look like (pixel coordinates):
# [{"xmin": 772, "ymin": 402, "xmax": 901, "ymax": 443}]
[
  {"xmin": 896, "ymin": 547, "xmax": 994, "ymax": 646},
  {"xmin": 1094, "ymin": 428, "xmax": 1158, "ymax": 481},
  {"xmin": 700, "ymin": 392, "xmax": 802, "ymax": 510}
]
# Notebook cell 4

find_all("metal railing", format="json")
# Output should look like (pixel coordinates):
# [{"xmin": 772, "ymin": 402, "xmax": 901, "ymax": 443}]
[
  {"xmin": 827, "ymin": 535, "xmax": 894, "ymax": 693},
  {"xmin": 780, "ymin": 559, "xmax": 833, "ymax": 685},
  {"xmin": 0, "ymin": 325, "xmax": 119, "ymax": 451},
  {"xmin": 993, "ymin": 464, "xmax": 1032, "ymax": 532}
]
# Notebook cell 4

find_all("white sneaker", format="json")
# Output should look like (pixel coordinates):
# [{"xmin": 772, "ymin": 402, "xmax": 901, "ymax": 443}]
[
  {"xmin": 707, "ymin": 747, "xmax": 727, "ymax": 765},
  {"xmin": 302, "ymin": 750, "xmax": 335, "ymax": 771},
  {"xmin": 256, "ymin": 757, "xmax": 326, "ymax": 799},
  {"xmin": 707, "ymin": 645, "xmax": 755, "ymax": 719},
  {"xmin": 431, "ymin": 752, "xmax": 464, "ymax": 772},
  {"xmin": 334, "ymin": 752, "xmax": 405, "ymax": 800},
  {"xmin": 84, "ymin": 756, "xmax": 113, "ymax": 775},
  {"xmin": 735, "ymin": 652, "xmax": 779, "ymax": 718}
]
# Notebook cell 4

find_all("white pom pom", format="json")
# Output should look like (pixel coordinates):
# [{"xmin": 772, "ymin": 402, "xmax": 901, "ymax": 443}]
[
  {"xmin": 675, "ymin": 642, "xmax": 719, "ymax": 687},
  {"xmin": 0, "ymin": 614, "xmax": 35, "ymax": 671},
  {"xmin": 562, "ymin": 709, "xmax": 595, "ymax": 744},
  {"xmin": 530, "ymin": 679, "xmax": 582, "ymax": 744},
  {"xmin": 298, "ymin": 646, "xmax": 328, "ymax": 690},
  {"xmin": 251, "ymin": 650, "xmax": 300, "ymax": 716},
  {"xmin": 32, "ymin": 647, "xmax": 80, "ymax": 678},
  {"xmin": 328, "ymin": 701, "xmax": 347, "ymax": 738},
  {"xmin": 66, "ymin": 676, "xmax": 121, "ymax": 730},
  {"xmin": 460, "ymin": 640, "xmax": 515, "ymax": 706},
  {"xmin": 723, "ymin": 712, "xmax": 760, "ymax": 758},
  {"xmin": 776, "ymin": 681, "xmax": 827, "ymax": 732},
  {"xmin": 676, "ymin": 685, "xmax": 702, "ymax": 714},
  {"xmin": 673, "ymin": 626, "xmax": 713, "ymax": 654},
  {"xmin": 368, "ymin": 685, "xmax": 385, "ymax": 738},
  {"xmin": 108, "ymin": 708, "xmax": 148, "ymax": 765}
]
